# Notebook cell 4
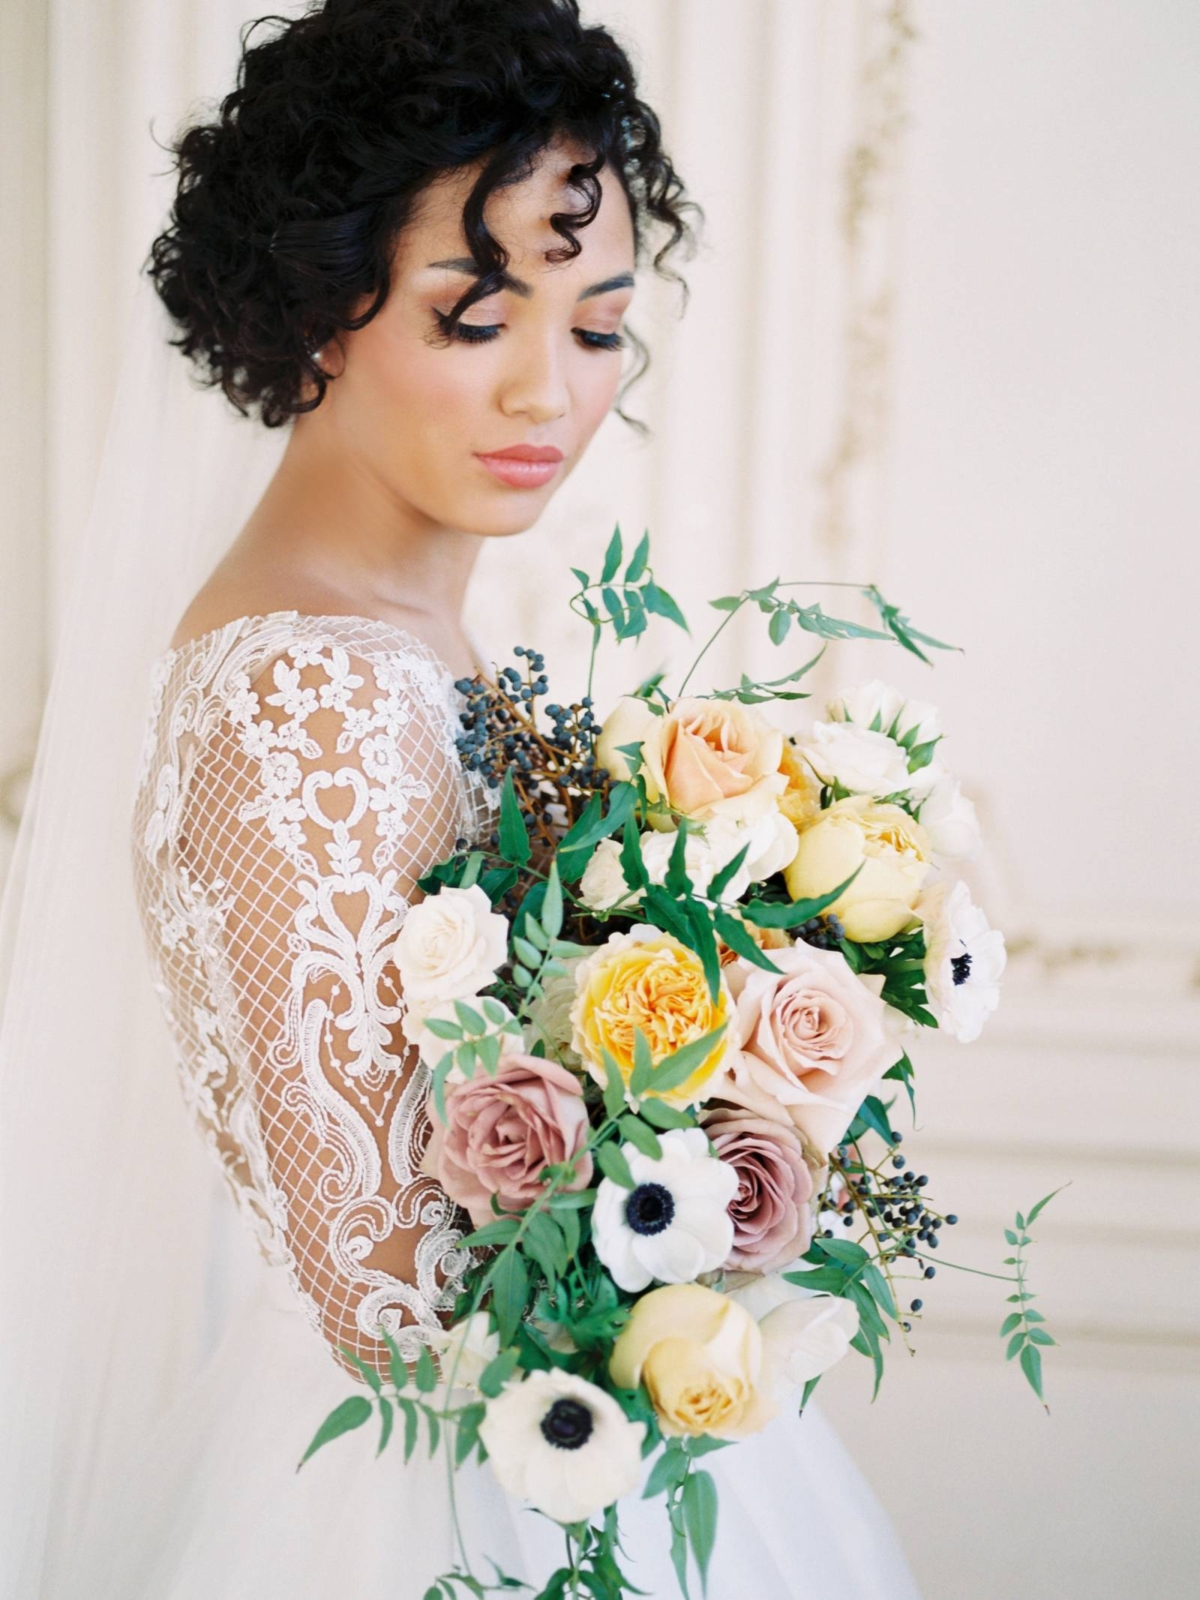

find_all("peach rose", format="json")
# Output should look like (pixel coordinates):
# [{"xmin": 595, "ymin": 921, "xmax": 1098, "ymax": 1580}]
[
  {"xmin": 420, "ymin": 1053, "xmax": 593, "ymax": 1228},
  {"xmin": 596, "ymin": 696, "xmax": 785, "ymax": 825},
  {"xmin": 723, "ymin": 942, "xmax": 898, "ymax": 1154}
]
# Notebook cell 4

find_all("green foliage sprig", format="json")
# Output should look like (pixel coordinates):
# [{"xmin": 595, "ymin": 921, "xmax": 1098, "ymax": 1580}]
[{"xmin": 1001, "ymin": 1187, "xmax": 1067, "ymax": 1410}]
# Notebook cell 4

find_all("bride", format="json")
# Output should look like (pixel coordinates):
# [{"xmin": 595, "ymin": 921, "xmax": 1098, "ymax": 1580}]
[{"xmin": 0, "ymin": 2, "xmax": 921, "ymax": 1596}]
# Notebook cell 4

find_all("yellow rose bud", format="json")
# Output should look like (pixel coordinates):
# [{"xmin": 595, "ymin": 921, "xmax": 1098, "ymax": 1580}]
[
  {"xmin": 783, "ymin": 795, "xmax": 930, "ymax": 942},
  {"xmin": 609, "ymin": 1283, "xmax": 779, "ymax": 1440},
  {"xmin": 569, "ymin": 928, "xmax": 729, "ymax": 1108}
]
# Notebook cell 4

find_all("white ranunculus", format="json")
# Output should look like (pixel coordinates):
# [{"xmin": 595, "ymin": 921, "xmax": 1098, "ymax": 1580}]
[
  {"xmin": 725, "ymin": 1270, "xmax": 859, "ymax": 1393},
  {"xmin": 828, "ymin": 680, "xmax": 941, "ymax": 745},
  {"xmin": 479, "ymin": 1368, "xmax": 646, "ymax": 1524},
  {"xmin": 639, "ymin": 824, "xmax": 747, "ymax": 899},
  {"xmin": 917, "ymin": 772, "xmax": 981, "ymax": 861},
  {"xmin": 800, "ymin": 720, "xmax": 914, "ymax": 799},
  {"xmin": 427, "ymin": 1310, "xmax": 500, "ymax": 1393},
  {"xmin": 919, "ymin": 878, "xmax": 1006, "ymax": 1042},
  {"xmin": 592, "ymin": 1127, "xmax": 738, "ymax": 1293},
  {"xmin": 579, "ymin": 838, "xmax": 639, "ymax": 912},
  {"xmin": 704, "ymin": 811, "xmax": 799, "ymax": 890},
  {"xmin": 391, "ymin": 884, "xmax": 509, "ymax": 1006}
]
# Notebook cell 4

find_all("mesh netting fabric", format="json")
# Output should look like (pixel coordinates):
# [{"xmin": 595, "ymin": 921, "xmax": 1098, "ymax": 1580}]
[{"xmin": 130, "ymin": 608, "xmax": 497, "ymax": 1378}]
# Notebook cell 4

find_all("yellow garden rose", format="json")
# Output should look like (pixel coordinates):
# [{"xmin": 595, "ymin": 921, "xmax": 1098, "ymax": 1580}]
[
  {"xmin": 596, "ymin": 696, "xmax": 786, "ymax": 826},
  {"xmin": 608, "ymin": 1283, "xmax": 778, "ymax": 1440},
  {"xmin": 569, "ymin": 927, "xmax": 730, "ymax": 1108},
  {"xmin": 783, "ymin": 794, "xmax": 931, "ymax": 942}
]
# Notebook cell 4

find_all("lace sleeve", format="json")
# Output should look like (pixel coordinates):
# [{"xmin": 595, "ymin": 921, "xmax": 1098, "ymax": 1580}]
[{"xmin": 178, "ymin": 636, "xmax": 477, "ymax": 1381}]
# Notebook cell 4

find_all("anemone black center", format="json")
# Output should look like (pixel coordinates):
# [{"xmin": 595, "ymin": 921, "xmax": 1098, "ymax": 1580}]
[
  {"xmin": 951, "ymin": 951, "xmax": 973, "ymax": 987},
  {"xmin": 540, "ymin": 1396, "xmax": 595, "ymax": 1451},
  {"xmin": 625, "ymin": 1180, "xmax": 675, "ymax": 1236}
]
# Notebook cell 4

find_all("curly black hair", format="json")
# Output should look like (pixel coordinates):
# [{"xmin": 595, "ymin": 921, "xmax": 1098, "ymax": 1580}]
[{"xmin": 146, "ymin": 0, "xmax": 703, "ymax": 431}]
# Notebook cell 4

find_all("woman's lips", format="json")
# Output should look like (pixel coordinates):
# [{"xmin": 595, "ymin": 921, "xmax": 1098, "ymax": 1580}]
[{"xmin": 475, "ymin": 446, "xmax": 563, "ymax": 488}]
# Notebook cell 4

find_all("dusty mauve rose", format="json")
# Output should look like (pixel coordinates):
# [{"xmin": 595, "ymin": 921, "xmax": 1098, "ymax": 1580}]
[
  {"xmin": 420, "ymin": 1054, "xmax": 593, "ymax": 1228},
  {"xmin": 701, "ymin": 1105, "xmax": 816, "ymax": 1273},
  {"xmin": 725, "ymin": 942, "xmax": 897, "ymax": 1155}
]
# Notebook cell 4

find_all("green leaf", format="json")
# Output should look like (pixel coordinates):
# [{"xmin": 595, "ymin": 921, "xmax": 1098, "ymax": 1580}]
[
  {"xmin": 1004, "ymin": 1229, "xmax": 1019, "ymax": 1247},
  {"xmin": 512, "ymin": 935, "xmax": 541, "ymax": 969},
  {"xmin": 999, "ymin": 1312, "xmax": 1023, "ymax": 1338},
  {"xmin": 601, "ymin": 525, "xmax": 623, "ymax": 584},
  {"xmin": 376, "ymin": 1395, "xmax": 394, "ymax": 1456},
  {"xmin": 335, "ymin": 1343, "xmax": 383, "ymax": 1394},
  {"xmin": 297, "ymin": 1395, "xmax": 373, "ymax": 1468},
  {"xmin": 854, "ymin": 1094, "xmax": 894, "ymax": 1146},
  {"xmin": 541, "ymin": 858, "xmax": 564, "ymax": 940},
  {"xmin": 665, "ymin": 822, "xmax": 693, "ymax": 898},
  {"xmin": 602, "ymin": 586, "xmax": 626, "ymax": 634},
  {"xmin": 625, "ymin": 530, "xmax": 651, "ymax": 583},
  {"xmin": 768, "ymin": 607, "xmax": 791, "ymax": 645},
  {"xmin": 709, "ymin": 593, "xmax": 743, "ymax": 612},
  {"xmin": 460, "ymin": 1216, "xmax": 521, "ymax": 1249},
  {"xmin": 1027, "ymin": 1328, "xmax": 1057, "ymax": 1347},
  {"xmin": 642, "ymin": 1444, "xmax": 689, "ymax": 1498},
  {"xmin": 380, "ymin": 1324, "xmax": 409, "ymax": 1391},
  {"xmin": 741, "ymin": 865, "xmax": 864, "ymax": 927},
  {"xmin": 707, "ymin": 843, "xmax": 751, "ymax": 903},
  {"xmin": 712, "ymin": 910, "xmax": 781, "ymax": 974},
  {"xmin": 814, "ymin": 1236, "xmax": 869, "ymax": 1266},
  {"xmin": 638, "ymin": 1097, "xmax": 695, "ymax": 1130},
  {"xmin": 682, "ymin": 1469, "xmax": 719, "ymax": 1595},
  {"xmin": 596, "ymin": 1141, "xmax": 637, "ymax": 1190},
  {"xmin": 414, "ymin": 1342, "xmax": 439, "ymax": 1394},
  {"xmin": 1019, "ymin": 1341, "xmax": 1044, "ymax": 1400},
  {"xmin": 423, "ymin": 1017, "xmax": 463, "ymax": 1042},
  {"xmin": 453, "ymin": 998, "xmax": 486, "ymax": 1035},
  {"xmin": 399, "ymin": 1396, "xmax": 419, "ymax": 1460},
  {"xmin": 1025, "ymin": 1182, "xmax": 1071, "ymax": 1226},
  {"xmin": 629, "ymin": 1029, "xmax": 655, "ymax": 1097},
  {"xmin": 491, "ymin": 1249, "xmax": 530, "ymax": 1346},
  {"xmin": 601, "ymin": 1045, "xmax": 630, "ymax": 1120},
  {"xmin": 619, "ymin": 1113, "xmax": 664, "ymax": 1160},
  {"xmin": 647, "ymin": 1023, "xmax": 727, "ymax": 1097},
  {"xmin": 643, "ymin": 581, "xmax": 689, "ymax": 632},
  {"xmin": 621, "ymin": 815, "xmax": 649, "ymax": 894},
  {"xmin": 498, "ymin": 769, "xmax": 531, "ymax": 867},
  {"xmin": 478, "ymin": 1346, "xmax": 521, "ymax": 1398},
  {"xmin": 1006, "ymin": 1331, "xmax": 1025, "ymax": 1360}
]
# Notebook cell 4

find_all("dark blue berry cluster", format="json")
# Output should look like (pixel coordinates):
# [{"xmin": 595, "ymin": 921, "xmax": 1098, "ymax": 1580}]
[
  {"xmin": 452, "ymin": 648, "xmax": 611, "ymax": 840},
  {"xmin": 795, "ymin": 913, "xmax": 845, "ymax": 950}
]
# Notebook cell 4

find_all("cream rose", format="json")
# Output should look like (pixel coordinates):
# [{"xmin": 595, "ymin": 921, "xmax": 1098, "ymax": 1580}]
[
  {"xmin": 783, "ymin": 795, "xmax": 931, "ymax": 942},
  {"xmin": 799, "ymin": 720, "xmax": 913, "ymax": 798},
  {"xmin": 597, "ymin": 696, "xmax": 785, "ymax": 825},
  {"xmin": 392, "ymin": 884, "xmax": 509, "ymax": 1010},
  {"xmin": 723, "ymin": 943, "xmax": 898, "ymax": 1154},
  {"xmin": 608, "ymin": 1283, "xmax": 779, "ymax": 1439}
]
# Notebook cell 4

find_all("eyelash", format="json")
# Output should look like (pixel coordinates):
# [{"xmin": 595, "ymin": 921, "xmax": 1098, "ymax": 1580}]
[{"xmin": 434, "ymin": 312, "xmax": 624, "ymax": 351}]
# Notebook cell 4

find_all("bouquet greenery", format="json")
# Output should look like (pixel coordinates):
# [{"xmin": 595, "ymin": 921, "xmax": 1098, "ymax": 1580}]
[{"xmin": 300, "ymin": 530, "xmax": 1060, "ymax": 1600}]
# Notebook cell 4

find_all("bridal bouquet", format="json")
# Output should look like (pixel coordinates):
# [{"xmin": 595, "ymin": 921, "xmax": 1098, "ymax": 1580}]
[{"xmin": 302, "ymin": 532, "xmax": 1059, "ymax": 1600}]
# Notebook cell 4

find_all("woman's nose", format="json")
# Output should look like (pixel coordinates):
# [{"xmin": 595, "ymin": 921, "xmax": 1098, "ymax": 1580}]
[{"xmin": 497, "ymin": 330, "xmax": 569, "ymax": 423}]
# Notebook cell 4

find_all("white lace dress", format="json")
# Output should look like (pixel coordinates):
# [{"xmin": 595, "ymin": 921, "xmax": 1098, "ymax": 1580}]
[{"xmin": 116, "ymin": 610, "xmax": 920, "ymax": 1600}]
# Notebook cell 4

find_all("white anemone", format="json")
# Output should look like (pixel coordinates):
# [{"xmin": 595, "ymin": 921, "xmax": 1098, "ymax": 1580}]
[
  {"xmin": 920, "ymin": 878, "xmax": 1006, "ymax": 1042},
  {"xmin": 478, "ymin": 1368, "xmax": 646, "ymax": 1524},
  {"xmin": 592, "ymin": 1127, "xmax": 738, "ymax": 1293}
]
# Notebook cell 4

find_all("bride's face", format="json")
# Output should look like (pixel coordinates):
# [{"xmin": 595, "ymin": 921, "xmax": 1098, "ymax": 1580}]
[{"xmin": 319, "ymin": 140, "xmax": 637, "ymax": 537}]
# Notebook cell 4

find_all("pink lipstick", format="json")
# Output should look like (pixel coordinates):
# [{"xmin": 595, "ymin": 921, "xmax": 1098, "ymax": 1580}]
[{"xmin": 475, "ymin": 443, "xmax": 564, "ymax": 488}]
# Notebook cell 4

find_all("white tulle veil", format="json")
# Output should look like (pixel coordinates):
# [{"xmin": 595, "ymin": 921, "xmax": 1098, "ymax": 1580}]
[{"xmin": 0, "ymin": 267, "xmax": 290, "ymax": 1597}]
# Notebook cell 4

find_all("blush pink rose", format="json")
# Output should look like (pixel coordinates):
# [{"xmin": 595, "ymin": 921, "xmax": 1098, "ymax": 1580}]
[
  {"xmin": 724, "ymin": 943, "xmax": 898, "ymax": 1155},
  {"xmin": 700, "ymin": 1105, "xmax": 816, "ymax": 1273},
  {"xmin": 420, "ymin": 1053, "xmax": 593, "ymax": 1228}
]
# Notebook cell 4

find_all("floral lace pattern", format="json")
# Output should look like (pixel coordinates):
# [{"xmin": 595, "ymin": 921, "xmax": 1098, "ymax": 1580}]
[{"xmin": 130, "ymin": 612, "xmax": 496, "ymax": 1375}]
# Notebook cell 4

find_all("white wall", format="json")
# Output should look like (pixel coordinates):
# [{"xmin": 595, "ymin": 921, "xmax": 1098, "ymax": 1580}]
[{"xmin": 2, "ymin": 3, "xmax": 1197, "ymax": 1595}]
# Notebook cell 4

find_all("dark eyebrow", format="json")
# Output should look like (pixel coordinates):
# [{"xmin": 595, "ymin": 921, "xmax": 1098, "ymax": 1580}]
[{"xmin": 425, "ymin": 257, "xmax": 634, "ymax": 301}]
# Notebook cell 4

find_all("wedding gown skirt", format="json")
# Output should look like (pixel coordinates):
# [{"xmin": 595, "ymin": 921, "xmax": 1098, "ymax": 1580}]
[{"xmin": 67, "ymin": 1257, "xmax": 921, "ymax": 1600}]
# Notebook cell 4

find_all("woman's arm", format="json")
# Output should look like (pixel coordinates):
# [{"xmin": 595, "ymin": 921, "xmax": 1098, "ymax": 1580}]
[{"xmin": 180, "ymin": 637, "xmax": 474, "ymax": 1382}]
